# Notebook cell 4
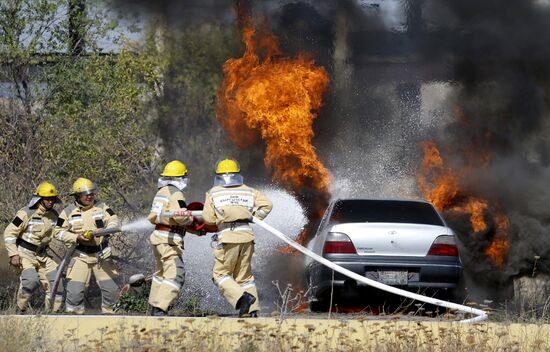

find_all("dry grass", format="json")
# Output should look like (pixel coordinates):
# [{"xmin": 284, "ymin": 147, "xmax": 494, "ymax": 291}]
[
  {"xmin": 0, "ymin": 315, "xmax": 548, "ymax": 352},
  {"xmin": 0, "ymin": 316, "xmax": 50, "ymax": 352}
]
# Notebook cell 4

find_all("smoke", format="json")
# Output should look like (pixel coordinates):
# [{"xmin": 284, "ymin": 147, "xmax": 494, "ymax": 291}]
[{"xmin": 104, "ymin": 0, "xmax": 550, "ymax": 302}]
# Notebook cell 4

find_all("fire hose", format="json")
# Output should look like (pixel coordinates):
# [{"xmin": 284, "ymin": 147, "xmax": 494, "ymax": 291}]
[{"xmin": 190, "ymin": 211, "xmax": 487, "ymax": 323}]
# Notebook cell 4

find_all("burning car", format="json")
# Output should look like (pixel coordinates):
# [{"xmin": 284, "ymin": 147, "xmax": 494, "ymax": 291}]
[{"xmin": 305, "ymin": 198, "xmax": 462, "ymax": 311}]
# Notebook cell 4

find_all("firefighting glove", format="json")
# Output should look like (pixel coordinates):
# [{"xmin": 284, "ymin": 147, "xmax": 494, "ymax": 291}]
[
  {"xmin": 98, "ymin": 246, "xmax": 112, "ymax": 260},
  {"xmin": 83, "ymin": 230, "xmax": 94, "ymax": 240}
]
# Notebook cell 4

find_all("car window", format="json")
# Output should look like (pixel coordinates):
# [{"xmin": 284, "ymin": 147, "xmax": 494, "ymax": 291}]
[{"xmin": 330, "ymin": 200, "xmax": 444, "ymax": 226}]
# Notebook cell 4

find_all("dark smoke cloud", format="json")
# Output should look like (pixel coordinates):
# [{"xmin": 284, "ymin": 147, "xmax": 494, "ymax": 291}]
[{"xmin": 412, "ymin": 0, "xmax": 550, "ymax": 299}]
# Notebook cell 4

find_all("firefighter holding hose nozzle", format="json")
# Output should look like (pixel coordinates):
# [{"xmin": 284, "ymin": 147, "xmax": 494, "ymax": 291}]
[
  {"xmin": 53, "ymin": 178, "xmax": 121, "ymax": 314},
  {"xmin": 202, "ymin": 159, "xmax": 272, "ymax": 317},
  {"xmin": 147, "ymin": 160, "xmax": 196, "ymax": 316},
  {"xmin": 4, "ymin": 182, "xmax": 64, "ymax": 313}
]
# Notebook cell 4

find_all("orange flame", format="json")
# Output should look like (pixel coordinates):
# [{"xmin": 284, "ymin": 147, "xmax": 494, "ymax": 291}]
[
  {"xmin": 216, "ymin": 14, "xmax": 331, "ymax": 195},
  {"xmin": 484, "ymin": 214, "xmax": 510, "ymax": 269},
  {"xmin": 417, "ymin": 141, "xmax": 509, "ymax": 268}
]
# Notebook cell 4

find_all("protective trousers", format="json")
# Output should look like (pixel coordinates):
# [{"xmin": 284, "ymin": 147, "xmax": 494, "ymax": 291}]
[
  {"xmin": 65, "ymin": 253, "xmax": 119, "ymax": 314},
  {"xmin": 17, "ymin": 251, "xmax": 64, "ymax": 312},
  {"xmin": 213, "ymin": 241, "xmax": 260, "ymax": 312},
  {"xmin": 148, "ymin": 243, "xmax": 185, "ymax": 312}
]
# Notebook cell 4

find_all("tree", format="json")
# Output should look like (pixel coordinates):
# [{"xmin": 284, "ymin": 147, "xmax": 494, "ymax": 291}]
[{"xmin": 0, "ymin": 0, "xmax": 162, "ymax": 223}]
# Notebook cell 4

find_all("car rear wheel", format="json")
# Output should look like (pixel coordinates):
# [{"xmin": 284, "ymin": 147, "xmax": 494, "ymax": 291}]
[{"xmin": 309, "ymin": 291, "xmax": 331, "ymax": 312}]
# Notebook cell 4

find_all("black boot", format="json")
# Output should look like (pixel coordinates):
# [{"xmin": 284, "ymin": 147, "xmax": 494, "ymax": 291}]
[
  {"xmin": 236, "ymin": 292, "xmax": 256, "ymax": 317},
  {"xmin": 249, "ymin": 310, "xmax": 259, "ymax": 318},
  {"xmin": 150, "ymin": 306, "xmax": 167, "ymax": 316}
]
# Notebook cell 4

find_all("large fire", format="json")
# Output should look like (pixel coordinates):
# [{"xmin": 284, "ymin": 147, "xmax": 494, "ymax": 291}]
[
  {"xmin": 216, "ymin": 11, "xmax": 331, "ymax": 198},
  {"xmin": 417, "ymin": 141, "xmax": 509, "ymax": 269}
]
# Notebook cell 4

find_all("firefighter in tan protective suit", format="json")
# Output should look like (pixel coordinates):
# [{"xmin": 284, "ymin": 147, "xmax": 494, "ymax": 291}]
[
  {"xmin": 54, "ymin": 178, "xmax": 121, "ymax": 314},
  {"xmin": 202, "ymin": 159, "xmax": 272, "ymax": 317},
  {"xmin": 147, "ymin": 160, "xmax": 195, "ymax": 316},
  {"xmin": 3, "ymin": 182, "xmax": 64, "ymax": 313}
]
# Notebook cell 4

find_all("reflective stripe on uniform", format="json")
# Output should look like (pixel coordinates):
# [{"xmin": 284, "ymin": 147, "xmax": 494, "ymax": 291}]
[
  {"xmin": 75, "ymin": 250, "xmax": 98, "ymax": 257},
  {"xmin": 241, "ymin": 281, "xmax": 256, "ymax": 290},
  {"xmin": 17, "ymin": 246, "xmax": 37, "ymax": 256},
  {"xmin": 152, "ymin": 275, "xmax": 163, "ymax": 285},
  {"xmin": 153, "ymin": 230, "xmax": 183, "ymax": 242},
  {"xmin": 57, "ymin": 231, "xmax": 65, "ymax": 241},
  {"xmin": 28, "ymin": 219, "xmax": 44, "ymax": 225},
  {"xmin": 151, "ymin": 195, "xmax": 169, "ymax": 216},
  {"xmin": 22, "ymin": 233, "xmax": 34, "ymax": 242},
  {"xmin": 4, "ymin": 238, "xmax": 16, "ymax": 244},
  {"xmin": 210, "ymin": 189, "xmax": 254, "ymax": 197},
  {"xmin": 216, "ymin": 275, "xmax": 231, "ymax": 286},
  {"xmin": 68, "ymin": 219, "xmax": 83, "ymax": 226},
  {"xmin": 219, "ymin": 225, "xmax": 252, "ymax": 233},
  {"xmin": 211, "ymin": 189, "xmax": 255, "ymax": 212},
  {"xmin": 162, "ymin": 279, "xmax": 181, "ymax": 290}
]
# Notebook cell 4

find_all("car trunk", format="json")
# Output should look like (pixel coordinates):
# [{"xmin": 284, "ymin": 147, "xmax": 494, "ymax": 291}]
[{"xmin": 330, "ymin": 223, "xmax": 450, "ymax": 257}]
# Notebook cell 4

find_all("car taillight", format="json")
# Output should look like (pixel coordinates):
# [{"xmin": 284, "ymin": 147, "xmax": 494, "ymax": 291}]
[
  {"xmin": 428, "ymin": 235, "xmax": 458, "ymax": 256},
  {"xmin": 323, "ymin": 232, "xmax": 357, "ymax": 254}
]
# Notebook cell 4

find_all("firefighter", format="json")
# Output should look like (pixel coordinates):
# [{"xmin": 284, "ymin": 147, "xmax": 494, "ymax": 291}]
[
  {"xmin": 54, "ymin": 178, "xmax": 121, "ymax": 314},
  {"xmin": 3, "ymin": 182, "xmax": 64, "ymax": 313},
  {"xmin": 202, "ymin": 158, "xmax": 272, "ymax": 317},
  {"xmin": 147, "ymin": 160, "xmax": 194, "ymax": 316}
]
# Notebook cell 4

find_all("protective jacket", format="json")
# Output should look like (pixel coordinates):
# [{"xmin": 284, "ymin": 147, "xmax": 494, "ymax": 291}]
[
  {"xmin": 4, "ymin": 204, "xmax": 58, "ymax": 258},
  {"xmin": 202, "ymin": 184, "xmax": 272, "ymax": 243},
  {"xmin": 147, "ymin": 185, "xmax": 194, "ymax": 246},
  {"xmin": 54, "ymin": 200, "xmax": 120, "ymax": 248}
]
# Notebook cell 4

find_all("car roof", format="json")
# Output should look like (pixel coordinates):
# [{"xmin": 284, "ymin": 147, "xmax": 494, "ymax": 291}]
[{"xmin": 330, "ymin": 198, "xmax": 434, "ymax": 206}]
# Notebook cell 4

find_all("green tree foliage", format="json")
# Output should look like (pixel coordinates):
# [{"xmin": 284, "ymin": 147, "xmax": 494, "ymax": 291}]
[{"xmin": 0, "ymin": 0, "xmax": 163, "ymax": 223}]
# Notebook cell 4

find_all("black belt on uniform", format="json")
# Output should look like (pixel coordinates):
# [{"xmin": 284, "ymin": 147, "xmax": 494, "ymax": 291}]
[
  {"xmin": 16, "ymin": 238, "xmax": 48, "ymax": 254},
  {"xmin": 75, "ymin": 240, "xmax": 109, "ymax": 254}
]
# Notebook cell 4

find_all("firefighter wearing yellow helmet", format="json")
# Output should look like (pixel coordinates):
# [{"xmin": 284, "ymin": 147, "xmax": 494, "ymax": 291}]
[
  {"xmin": 53, "ymin": 177, "xmax": 121, "ymax": 314},
  {"xmin": 3, "ymin": 182, "xmax": 64, "ymax": 313},
  {"xmin": 202, "ymin": 158, "xmax": 273, "ymax": 317},
  {"xmin": 147, "ymin": 160, "xmax": 195, "ymax": 316}
]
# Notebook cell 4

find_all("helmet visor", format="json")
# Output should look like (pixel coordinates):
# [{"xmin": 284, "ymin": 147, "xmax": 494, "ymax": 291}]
[
  {"xmin": 213, "ymin": 173, "xmax": 243, "ymax": 187},
  {"xmin": 158, "ymin": 176, "xmax": 188, "ymax": 191},
  {"xmin": 73, "ymin": 183, "xmax": 98, "ymax": 196}
]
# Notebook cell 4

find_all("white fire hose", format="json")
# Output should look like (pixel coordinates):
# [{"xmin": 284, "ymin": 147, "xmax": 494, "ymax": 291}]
[{"xmin": 193, "ymin": 211, "xmax": 487, "ymax": 323}]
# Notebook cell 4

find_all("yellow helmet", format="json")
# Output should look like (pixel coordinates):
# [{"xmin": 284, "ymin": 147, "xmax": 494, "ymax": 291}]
[
  {"xmin": 161, "ymin": 160, "xmax": 188, "ymax": 177},
  {"xmin": 215, "ymin": 159, "xmax": 240, "ymax": 174},
  {"xmin": 72, "ymin": 177, "xmax": 97, "ymax": 195},
  {"xmin": 35, "ymin": 182, "xmax": 58, "ymax": 197}
]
